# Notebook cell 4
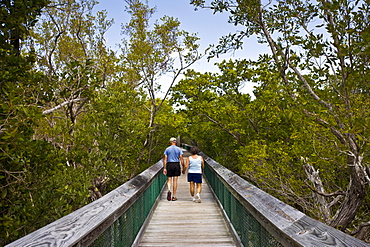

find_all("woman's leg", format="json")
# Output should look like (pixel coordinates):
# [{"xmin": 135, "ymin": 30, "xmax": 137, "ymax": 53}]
[
  {"xmin": 194, "ymin": 183, "xmax": 202, "ymax": 203},
  {"xmin": 196, "ymin": 183, "xmax": 202, "ymax": 194},
  {"xmin": 189, "ymin": 181, "xmax": 195, "ymax": 197}
]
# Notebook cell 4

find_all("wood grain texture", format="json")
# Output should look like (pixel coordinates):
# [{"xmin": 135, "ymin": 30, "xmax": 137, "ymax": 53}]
[
  {"xmin": 137, "ymin": 153, "xmax": 238, "ymax": 247},
  {"xmin": 204, "ymin": 154, "xmax": 370, "ymax": 247},
  {"xmin": 5, "ymin": 162, "xmax": 164, "ymax": 247}
]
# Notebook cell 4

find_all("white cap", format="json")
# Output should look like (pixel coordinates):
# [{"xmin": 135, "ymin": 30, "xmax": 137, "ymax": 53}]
[{"xmin": 170, "ymin": 137, "xmax": 177, "ymax": 142}]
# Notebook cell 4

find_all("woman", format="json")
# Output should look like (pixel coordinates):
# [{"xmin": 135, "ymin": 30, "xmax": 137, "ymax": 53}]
[{"xmin": 184, "ymin": 146, "xmax": 204, "ymax": 203}]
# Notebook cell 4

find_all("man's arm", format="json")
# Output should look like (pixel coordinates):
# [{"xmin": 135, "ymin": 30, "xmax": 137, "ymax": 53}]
[
  {"xmin": 180, "ymin": 155, "xmax": 185, "ymax": 169},
  {"xmin": 180, "ymin": 155, "xmax": 186, "ymax": 174},
  {"xmin": 163, "ymin": 154, "xmax": 167, "ymax": 175}
]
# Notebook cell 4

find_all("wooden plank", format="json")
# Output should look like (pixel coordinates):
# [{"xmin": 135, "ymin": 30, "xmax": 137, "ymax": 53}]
[{"xmin": 137, "ymin": 153, "xmax": 238, "ymax": 247}]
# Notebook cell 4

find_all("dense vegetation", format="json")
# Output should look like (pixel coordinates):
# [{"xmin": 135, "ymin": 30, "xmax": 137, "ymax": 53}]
[
  {"xmin": 1, "ymin": 0, "xmax": 369, "ymax": 245},
  {"xmin": 1, "ymin": 0, "xmax": 198, "ymax": 244}
]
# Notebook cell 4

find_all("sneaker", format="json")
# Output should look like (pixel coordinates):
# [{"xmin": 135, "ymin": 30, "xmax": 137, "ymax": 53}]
[
  {"xmin": 192, "ymin": 197, "xmax": 196, "ymax": 202},
  {"xmin": 194, "ymin": 193, "xmax": 201, "ymax": 203},
  {"xmin": 167, "ymin": 191, "xmax": 172, "ymax": 201}
]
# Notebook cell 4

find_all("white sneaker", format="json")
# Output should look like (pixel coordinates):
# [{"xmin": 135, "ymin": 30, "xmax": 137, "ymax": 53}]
[{"xmin": 194, "ymin": 193, "xmax": 201, "ymax": 203}]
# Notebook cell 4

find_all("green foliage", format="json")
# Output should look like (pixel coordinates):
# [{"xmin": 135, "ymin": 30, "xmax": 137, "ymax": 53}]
[
  {"xmin": 118, "ymin": 0, "xmax": 201, "ymax": 177},
  {"xmin": 120, "ymin": 0, "xmax": 200, "ymax": 91},
  {"xmin": 0, "ymin": 54, "xmax": 73, "ymax": 244},
  {"xmin": 0, "ymin": 1, "xmax": 58, "ymax": 244},
  {"xmin": 172, "ymin": 60, "xmax": 255, "ymax": 168},
  {"xmin": 3, "ymin": 0, "xmax": 368, "ymax": 244},
  {"xmin": 0, "ymin": 0, "xmax": 50, "ymax": 55},
  {"xmin": 188, "ymin": 0, "xmax": 370, "ymax": 235},
  {"xmin": 1, "ymin": 141, "xmax": 60, "ymax": 241},
  {"xmin": 72, "ymin": 81, "xmax": 149, "ymax": 187}
]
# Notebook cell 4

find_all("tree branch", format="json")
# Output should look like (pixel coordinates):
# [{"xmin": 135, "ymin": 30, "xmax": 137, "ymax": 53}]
[
  {"xmin": 200, "ymin": 113, "xmax": 245, "ymax": 146},
  {"xmin": 303, "ymin": 179, "xmax": 345, "ymax": 198},
  {"xmin": 42, "ymin": 98, "xmax": 87, "ymax": 115},
  {"xmin": 350, "ymin": 221, "xmax": 370, "ymax": 240}
]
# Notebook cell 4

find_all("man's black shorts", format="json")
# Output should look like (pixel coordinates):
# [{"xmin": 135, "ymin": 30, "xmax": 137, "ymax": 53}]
[{"xmin": 167, "ymin": 162, "xmax": 181, "ymax": 177}]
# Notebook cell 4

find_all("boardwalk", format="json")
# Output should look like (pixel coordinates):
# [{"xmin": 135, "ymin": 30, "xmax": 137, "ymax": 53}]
[{"xmin": 138, "ymin": 151, "xmax": 237, "ymax": 247}]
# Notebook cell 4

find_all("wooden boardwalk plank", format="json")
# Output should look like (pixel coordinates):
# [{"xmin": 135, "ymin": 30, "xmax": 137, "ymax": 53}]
[{"xmin": 137, "ymin": 152, "xmax": 237, "ymax": 247}]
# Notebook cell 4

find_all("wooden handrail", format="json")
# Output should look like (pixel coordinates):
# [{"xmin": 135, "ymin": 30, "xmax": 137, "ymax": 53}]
[
  {"xmin": 203, "ymin": 153, "xmax": 370, "ymax": 247},
  {"xmin": 7, "ymin": 147, "xmax": 369, "ymax": 247},
  {"xmin": 6, "ymin": 161, "xmax": 164, "ymax": 247}
]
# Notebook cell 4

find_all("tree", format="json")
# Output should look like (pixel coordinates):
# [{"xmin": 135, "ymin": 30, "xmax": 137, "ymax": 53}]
[
  {"xmin": 191, "ymin": 0, "xmax": 370, "ymax": 239},
  {"xmin": 72, "ymin": 80, "xmax": 149, "ymax": 197},
  {"xmin": 1, "ymin": 0, "xmax": 195, "ymax": 244},
  {"xmin": 172, "ymin": 60, "xmax": 254, "ymax": 167},
  {"xmin": 29, "ymin": 0, "xmax": 118, "ymax": 165},
  {"xmin": 0, "ymin": 0, "xmax": 49, "ymax": 55},
  {"xmin": 0, "ymin": 0, "xmax": 62, "ymax": 245},
  {"xmin": 1, "ymin": 0, "xmax": 121, "ymax": 243},
  {"xmin": 120, "ymin": 0, "xmax": 201, "ymax": 178}
]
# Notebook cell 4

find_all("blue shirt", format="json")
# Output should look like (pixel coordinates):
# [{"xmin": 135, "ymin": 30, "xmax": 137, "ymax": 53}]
[{"xmin": 164, "ymin": 145, "xmax": 183, "ymax": 162}]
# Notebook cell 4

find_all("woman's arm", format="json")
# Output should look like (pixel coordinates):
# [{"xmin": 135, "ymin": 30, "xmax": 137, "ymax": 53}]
[
  {"xmin": 183, "ymin": 158, "xmax": 189, "ymax": 174},
  {"xmin": 201, "ymin": 157, "xmax": 205, "ymax": 173}
]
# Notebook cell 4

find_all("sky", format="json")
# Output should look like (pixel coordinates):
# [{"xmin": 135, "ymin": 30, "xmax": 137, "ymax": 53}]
[{"xmin": 95, "ymin": 0, "xmax": 270, "ymax": 96}]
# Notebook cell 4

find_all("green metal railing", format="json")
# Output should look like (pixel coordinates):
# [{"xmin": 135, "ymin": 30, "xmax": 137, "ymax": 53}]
[
  {"xmin": 204, "ymin": 160, "xmax": 283, "ymax": 247},
  {"xmin": 7, "ymin": 147, "xmax": 370, "ymax": 247},
  {"xmin": 202, "ymin": 152, "xmax": 370, "ymax": 247},
  {"xmin": 90, "ymin": 172, "xmax": 166, "ymax": 247},
  {"xmin": 6, "ymin": 161, "xmax": 166, "ymax": 247}
]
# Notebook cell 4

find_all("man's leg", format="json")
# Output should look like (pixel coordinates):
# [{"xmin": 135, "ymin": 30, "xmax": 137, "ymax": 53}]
[
  {"xmin": 166, "ymin": 176, "xmax": 172, "ymax": 191},
  {"xmin": 172, "ymin": 176, "xmax": 178, "ymax": 198},
  {"xmin": 166, "ymin": 176, "xmax": 172, "ymax": 201}
]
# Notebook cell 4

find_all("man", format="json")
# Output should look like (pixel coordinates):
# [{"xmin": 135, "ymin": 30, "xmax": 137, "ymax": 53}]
[{"xmin": 163, "ymin": 137, "xmax": 184, "ymax": 201}]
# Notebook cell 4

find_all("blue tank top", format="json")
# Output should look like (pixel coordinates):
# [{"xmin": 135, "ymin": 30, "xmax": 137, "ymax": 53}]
[{"xmin": 188, "ymin": 156, "xmax": 202, "ymax": 174}]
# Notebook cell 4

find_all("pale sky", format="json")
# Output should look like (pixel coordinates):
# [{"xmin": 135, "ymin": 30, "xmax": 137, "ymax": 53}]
[{"xmin": 95, "ymin": 0, "xmax": 270, "ymax": 96}]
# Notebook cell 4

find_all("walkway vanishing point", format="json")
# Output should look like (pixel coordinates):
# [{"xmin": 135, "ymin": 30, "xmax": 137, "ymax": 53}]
[
  {"xmin": 138, "ymin": 150, "xmax": 237, "ymax": 246},
  {"xmin": 6, "ymin": 146, "xmax": 370, "ymax": 247}
]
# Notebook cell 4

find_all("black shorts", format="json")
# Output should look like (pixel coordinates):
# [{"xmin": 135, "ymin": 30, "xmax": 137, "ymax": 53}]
[{"xmin": 166, "ymin": 162, "xmax": 181, "ymax": 177}]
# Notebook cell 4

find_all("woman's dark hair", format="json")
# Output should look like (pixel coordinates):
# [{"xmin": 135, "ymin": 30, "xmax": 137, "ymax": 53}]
[{"xmin": 190, "ymin": 146, "xmax": 200, "ymax": 155}]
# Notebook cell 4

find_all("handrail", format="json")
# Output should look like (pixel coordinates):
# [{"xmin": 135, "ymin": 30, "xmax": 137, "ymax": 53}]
[
  {"xmin": 6, "ymin": 160, "xmax": 165, "ymax": 247},
  {"xmin": 202, "ymin": 152, "xmax": 370, "ymax": 247},
  {"xmin": 7, "ymin": 148, "xmax": 369, "ymax": 247}
]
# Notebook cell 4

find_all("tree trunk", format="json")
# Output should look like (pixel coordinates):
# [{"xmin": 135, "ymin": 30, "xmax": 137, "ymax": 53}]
[
  {"xmin": 9, "ymin": 3, "xmax": 21, "ymax": 56},
  {"xmin": 129, "ymin": 105, "xmax": 156, "ymax": 179},
  {"xmin": 303, "ymin": 159, "xmax": 331, "ymax": 222},
  {"xmin": 330, "ymin": 135, "xmax": 367, "ymax": 231}
]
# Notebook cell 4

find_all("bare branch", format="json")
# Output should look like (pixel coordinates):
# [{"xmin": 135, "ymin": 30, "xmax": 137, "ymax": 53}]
[
  {"xmin": 350, "ymin": 221, "xmax": 370, "ymax": 240},
  {"xmin": 304, "ymin": 179, "xmax": 345, "ymax": 197},
  {"xmin": 42, "ymin": 98, "xmax": 87, "ymax": 115},
  {"xmin": 327, "ymin": 195, "xmax": 344, "ymax": 209}
]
